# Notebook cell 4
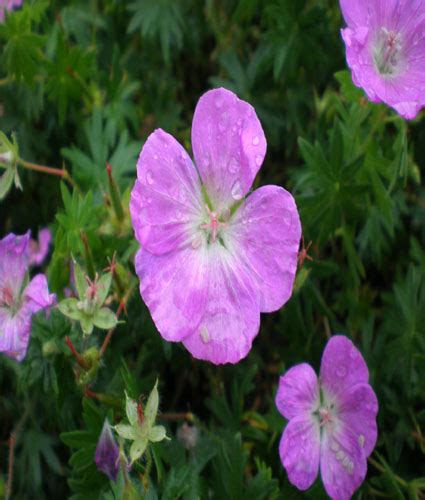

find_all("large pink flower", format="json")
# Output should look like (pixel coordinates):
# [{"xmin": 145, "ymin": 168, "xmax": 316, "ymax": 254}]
[
  {"xmin": 0, "ymin": 232, "xmax": 56, "ymax": 361},
  {"xmin": 130, "ymin": 88, "xmax": 301, "ymax": 364},
  {"xmin": 340, "ymin": 0, "xmax": 425, "ymax": 119},
  {"xmin": 276, "ymin": 335, "xmax": 378, "ymax": 499}
]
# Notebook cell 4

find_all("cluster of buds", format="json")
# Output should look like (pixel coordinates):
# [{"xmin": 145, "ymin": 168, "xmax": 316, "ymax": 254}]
[{"xmin": 58, "ymin": 260, "xmax": 117, "ymax": 335}]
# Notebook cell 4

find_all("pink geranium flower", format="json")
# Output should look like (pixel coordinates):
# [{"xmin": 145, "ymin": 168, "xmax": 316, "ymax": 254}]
[
  {"xmin": 29, "ymin": 228, "xmax": 52, "ymax": 266},
  {"xmin": 276, "ymin": 335, "xmax": 378, "ymax": 499},
  {"xmin": 0, "ymin": 0, "xmax": 23, "ymax": 21},
  {"xmin": 130, "ymin": 88, "xmax": 301, "ymax": 364},
  {"xmin": 0, "ymin": 232, "xmax": 56, "ymax": 361},
  {"xmin": 340, "ymin": 0, "xmax": 425, "ymax": 119}
]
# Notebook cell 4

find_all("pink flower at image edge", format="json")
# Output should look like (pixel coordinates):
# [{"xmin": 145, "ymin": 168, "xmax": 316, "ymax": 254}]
[
  {"xmin": 0, "ymin": 0, "xmax": 23, "ymax": 21},
  {"xmin": 0, "ymin": 232, "xmax": 56, "ymax": 362},
  {"xmin": 340, "ymin": 0, "xmax": 425, "ymax": 119},
  {"xmin": 275, "ymin": 335, "xmax": 378, "ymax": 499},
  {"xmin": 130, "ymin": 87, "xmax": 301, "ymax": 365}
]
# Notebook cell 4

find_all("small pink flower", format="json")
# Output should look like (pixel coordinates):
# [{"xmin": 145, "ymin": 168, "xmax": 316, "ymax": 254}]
[
  {"xmin": 0, "ymin": 232, "xmax": 56, "ymax": 361},
  {"xmin": 130, "ymin": 88, "xmax": 301, "ymax": 364},
  {"xmin": 29, "ymin": 228, "xmax": 52, "ymax": 267},
  {"xmin": 275, "ymin": 335, "xmax": 378, "ymax": 500},
  {"xmin": 0, "ymin": 0, "xmax": 23, "ymax": 21},
  {"xmin": 340, "ymin": 0, "xmax": 425, "ymax": 119}
]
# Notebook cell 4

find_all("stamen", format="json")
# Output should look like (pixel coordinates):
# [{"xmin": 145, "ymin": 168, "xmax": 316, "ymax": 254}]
[
  {"xmin": 0, "ymin": 286, "xmax": 15, "ymax": 308},
  {"xmin": 374, "ymin": 28, "xmax": 403, "ymax": 76},
  {"xmin": 200, "ymin": 204, "xmax": 227, "ymax": 243}
]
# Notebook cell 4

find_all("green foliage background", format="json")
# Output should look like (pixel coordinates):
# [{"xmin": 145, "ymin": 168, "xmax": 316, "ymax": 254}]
[{"xmin": 1, "ymin": 0, "xmax": 425, "ymax": 498}]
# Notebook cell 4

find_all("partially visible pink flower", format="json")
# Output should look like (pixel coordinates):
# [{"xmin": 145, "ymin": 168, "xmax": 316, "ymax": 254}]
[
  {"xmin": 0, "ymin": 0, "xmax": 23, "ymax": 21},
  {"xmin": 275, "ymin": 335, "xmax": 378, "ymax": 500},
  {"xmin": 340, "ymin": 0, "xmax": 425, "ymax": 119},
  {"xmin": 130, "ymin": 88, "xmax": 301, "ymax": 365},
  {"xmin": 95, "ymin": 419, "xmax": 120, "ymax": 482},
  {"xmin": 29, "ymin": 228, "xmax": 52, "ymax": 267},
  {"xmin": 0, "ymin": 232, "xmax": 56, "ymax": 361}
]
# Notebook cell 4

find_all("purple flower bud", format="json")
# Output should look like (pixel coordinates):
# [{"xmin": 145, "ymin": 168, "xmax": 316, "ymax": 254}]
[{"xmin": 95, "ymin": 419, "xmax": 120, "ymax": 482}]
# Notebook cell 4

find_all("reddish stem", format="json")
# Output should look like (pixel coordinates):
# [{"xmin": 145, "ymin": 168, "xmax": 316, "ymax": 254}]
[{"xmin": 65, "ymin": 336, "xmax": 90, "ymax": 370}]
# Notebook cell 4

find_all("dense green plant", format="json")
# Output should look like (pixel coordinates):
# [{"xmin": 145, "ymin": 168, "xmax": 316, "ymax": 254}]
[{"xmin": 0, "ymin": 0, "xmax": 424, "ymax": 498}]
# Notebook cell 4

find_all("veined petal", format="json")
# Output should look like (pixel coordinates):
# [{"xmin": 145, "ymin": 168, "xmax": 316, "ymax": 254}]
[
  {"xmin": 275, "ymin": 363, "xmax": 319, "ymax": 420},
  {"xmin": 182, "ymin": 245, "xmax": 260, "ymax": 364},
  {"xmin": 115, "ymin": 423, "xmax": 139, "ymax": 441},
  {"xmin": 279, "ymin": 415, "xmax": 320, "ymax": 491},
  {"xmin": 191, "ymin": 88, "xmax": 266, "ymax": 210},
  {"xmin": 230, "ymin": 185, "xmax": 301, "ymax": 312},
  {"xmin": 321, "ymin": 424, "xmax": 367, "ymax": 500},
  {"xmin": 0, "ymin": 306, "xmax": 31, "ymax": 362},
  {"xmin": 339, "ymin": 0, "xmax": 371, "ymax": 27},
  {"xmin": 135, "ymin": 246, "xmax": 209, "ymax": 342},
  {"xmin": 0, "ymin": 232, "xmax": 30, "ymax": 296},
  {"xmin": 338, "ymin": 383, "xmax": 378, "ymax": 457},
  {"xmin": 130, "ymin": 129, "xmax": 203, "ymax": 255},
  {"xmin": 320, "ymin": 336, "xmax": 369, "ymax": 399}
]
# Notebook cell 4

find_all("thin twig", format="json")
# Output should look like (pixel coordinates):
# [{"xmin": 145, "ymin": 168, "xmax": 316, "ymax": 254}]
[
  {"xmin": 158, "ymin": 412, "xmax": 194, "ymax": 422},
  {"xmin": 18, "ymin": 159, "xmax": 76, "ymax": 188},
  {"xmin": 5, "ymin": 407, "xmax": 31, "ymax": 500}
]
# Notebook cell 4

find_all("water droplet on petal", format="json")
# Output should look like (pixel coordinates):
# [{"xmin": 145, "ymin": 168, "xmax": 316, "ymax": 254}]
[
  {"xmin": 231, "ymin": 180, "xmax": 243, "ymax": 200},
  {"xmin": 147, "ymin": 197, "xmax": 152, "ymax": 204},
  {"xmin": 215, "ymin": 95, "xmax": 223, "ymax": 108},
  {"xmin": 228, "ymin": 157, "xmax": 240, "ymax": 174},
  {"xmin": 252, "ymin": 136, "xmax": 260, "ymax": 146},
  {"xmin": 200, "ymin": 325, "xmax": 210, "ymax": 343},
  {"xmin": 237, "ymin": 118, "xmax": 242, "ymax": 126},
  {"xmin": 337, "ymin": 365, "xmax": 347, "ymax": 378},
  {"xmin": 146, "ymin": 170, "xmax": 154, "ymax": 185},
  {"xmin": 358, "ymin": 435, "xmax": 365, "ymax": 447},
  {"xmin": 153, "ymin": 154, "xmax": 158, "ymax": 160},
  {"xmin": 255, "ymin": 154, "xmax": 263, "ymax": 166}
]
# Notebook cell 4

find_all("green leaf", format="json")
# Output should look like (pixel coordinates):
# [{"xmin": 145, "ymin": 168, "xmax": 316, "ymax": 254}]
[
  {"xmin": 58, "ymin": 298, "xmax": 81, "ymax": 321},
  {"xmin": 92, "ymin": 307, "xmax": 117, "ymax": 330},
  {"xmin": 145, "ymin": 379, "xmax": 159, "ymax": 428},
  {"xmin": 0, "ymin": 166, "xmax": 15, "ymax": 200},
  {"xmin": 125, "ymin": 392, "xmax": 139, "ymax": 427}
]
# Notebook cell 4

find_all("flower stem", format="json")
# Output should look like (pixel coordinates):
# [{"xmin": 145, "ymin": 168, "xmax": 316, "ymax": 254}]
[
  {"xmin": 158, "ymin": 412, "xmax": 194, "ymax": 422},
  {"xmin": 18, "ymin": 159, "xmax": 76, "ymax": 188},
  {"xmin": 65, "ymin": 336, "xmax": 90, "ymax": 370}
]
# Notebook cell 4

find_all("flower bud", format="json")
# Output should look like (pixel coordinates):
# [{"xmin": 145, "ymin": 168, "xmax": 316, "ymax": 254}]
[{"xmin": 95, "ymin": 419, "xmax": 120, "ymax": 482}]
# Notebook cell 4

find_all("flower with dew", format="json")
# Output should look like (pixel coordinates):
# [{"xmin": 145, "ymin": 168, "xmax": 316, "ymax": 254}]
[
  {"xmin": 275, "ymin": 335, "xmax": 378, "ymax": 500},
  {"xmin": 340, "ymin": 0, "xmax": 425, "ymax": 119},
  {"xmin": 95, "ymin": 419, "xmax": 120, "ymax": 482},
  {"xmin": 130, "ymin": 88, "xmax": 301, "ymax": 364},
  {"xmin": 29, "ymin": 228, "xmax": 52, "ymax": 267},
  {"xmin": 0, "ymin": 0, "xmax": 23, "ymax": 21},
  {"xmin": 0, "ymin": 232, "xmax": 56, "ymax": 361}
]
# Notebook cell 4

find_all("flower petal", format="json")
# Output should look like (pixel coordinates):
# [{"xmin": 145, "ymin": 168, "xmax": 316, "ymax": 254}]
[
  {"xmin": 0, "ymin": 306, "xmax": 31, "ymax": 362},
  {"xmin": 24, "ymin": 274, "xmax": 56, "ymax": 313},
  {"xmin": 320, "ymin": 335, "xmax": 369, "ymax": 399},
  {"xmin": 279, "ymin": 415, "xmax": 320, "ymax": 491},
  {"xmin": 339, "ymin": 0, "xmax": 370, "ymax": 27},
  {"xmin": 0, "ymin": 232, "xmax": 30, "ymax": 297},
  {"xmin": 182, "ymin": 246, "xmax": 260, "ymax": 364},
  {"xmin": 275, "ymin": 363, "xmax": 319, "ymax": 420},
  {"xmin": 338, "ymin": 383, "xmax": 378, "ymax": 457},
  {"xmin": 130, "ymin": 129, "xmax": 203, "ymax": 255},
  {"xmin": 230, "ymin": 185, "xmax": 301, "ymax": 312},
  {"xmin": 321, "ymin": 425, "xmax": 367, "ymax": 500},
  {"xmin": 135, "ymin": 246, "xmax": 209, "ymax": 342},
  {"xmin": 191, "ymin": 88, "xmax": 266, "ymax": 210}
]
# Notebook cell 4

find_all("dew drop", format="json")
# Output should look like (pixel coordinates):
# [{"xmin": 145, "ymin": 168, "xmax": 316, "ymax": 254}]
[
  {"xmin": 330, "ymin": 441, "xmax": 339, "ymax": 452},
  {"xmin": 200, "ymin": 325, "xmax": 210, "ymax": 343},
  {"xmin": 358, "ymin": 434, "xmax": 365, "ymax": 447},
  {"xmin": 237, "ymin": 118, "xmax": 242, "ymax": 126},
  {"xmin": 153, "ymin": 154, "xmax": 158, "ymax": 160},
  {"xmin": 336, "ymin": 450, "xmax": 344, "ymax": 461},
  {"xmin": 215, "ymin": 95, "xmax": 223, "ymax": 108},
  {"xmin": 231, "ymin": 180, "xmax": 243, "ymax": 200},
  {"xmin": 228, "ymin": 157, "xmax": 240, "ymax": 174},
  {"xmin": 255, "ymin": 154, "xmax": 263, "ymax": 166},
  {"xmin": 336, "ymin": 365, "xmax": 347, "ymax": 378},
  {"xmin": 147, "ymin": 197, "xmax": 152, "ymax": 204},
  {"xmin": 146, "ymin": 170, "xmax": 154, "ymax": 185},
  {"xmin": 252, "ymin": 135, "xmax": 260, "ymax": 146}
]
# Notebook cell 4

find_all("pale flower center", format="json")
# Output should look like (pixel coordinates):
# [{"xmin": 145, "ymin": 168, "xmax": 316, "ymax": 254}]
[
  {"xmin": 0, "ymin": 285, "xmax": 17, "ymax": 311},
  {"xmin": 373, "ymin": 28, "xmax": 403, "ymax": 76},
  {"xmin": 199, "ymin": 204, "xmax": 228, "ymax": 245}
]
